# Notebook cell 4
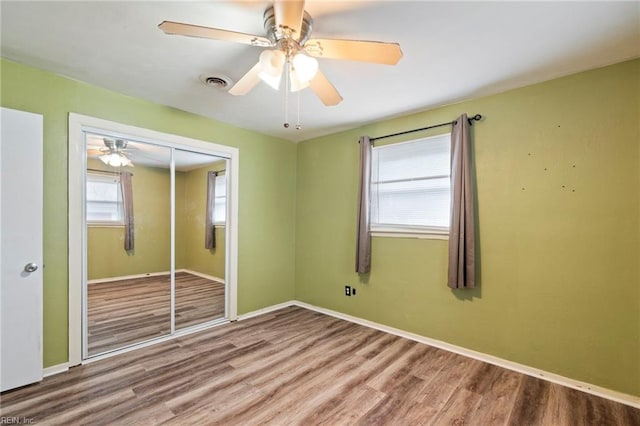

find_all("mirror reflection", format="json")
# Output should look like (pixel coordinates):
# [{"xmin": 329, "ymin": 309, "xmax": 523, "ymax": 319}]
[
  {"xmin": 174, "ymin": 149, "xmax": 227, "ymax": 330},
  {"xmin": 85, "ymin": 135, "xmax": 226, "ymax": 356}
]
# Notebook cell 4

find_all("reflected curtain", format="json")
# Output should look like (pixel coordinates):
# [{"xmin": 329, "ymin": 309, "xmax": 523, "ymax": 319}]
[
  {"xmin": 120, "ymin": 171, "xmax": 135, "ymax": 252},
  {"xmin": 356, "ymin": 136, "xmax": 372, "ymax": 274},
  {"xmin": 205, "ymin": 171, "xmax": 217, "ymax": 249},
  {"xmin": 448, "ymin": 113, "xmax": 476, "ymax": 289}
]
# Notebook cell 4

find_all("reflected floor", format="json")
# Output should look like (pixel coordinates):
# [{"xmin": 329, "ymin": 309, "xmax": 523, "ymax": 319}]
[{"xmin": 87, "ymin": 271, "xmax": 224, "ymax": 356}]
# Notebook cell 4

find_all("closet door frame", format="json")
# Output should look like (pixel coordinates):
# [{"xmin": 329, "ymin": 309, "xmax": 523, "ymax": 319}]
[{"xmin": 68, "ymin": 113, "xmax": 239, "ymax": 366}]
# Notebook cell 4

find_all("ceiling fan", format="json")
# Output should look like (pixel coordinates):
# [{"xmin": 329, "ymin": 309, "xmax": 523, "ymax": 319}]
[
  {"xmin": 87, "ymin": 139, "xmax": 135, "ymax": 167},
  {"xmin": 158, "ymin": 0, "xmax": 403, "ymax": 108}
]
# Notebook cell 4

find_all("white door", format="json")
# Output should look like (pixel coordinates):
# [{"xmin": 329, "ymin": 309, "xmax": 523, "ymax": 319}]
[{"xmin": 1, "ymin": 107, "xmax": 44, "ymax": 391}]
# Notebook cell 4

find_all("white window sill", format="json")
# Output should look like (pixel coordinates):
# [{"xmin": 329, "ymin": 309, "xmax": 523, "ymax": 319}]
[{"xmin": 371, "ymin": 226, "xmax": 449, "ymax": 240}]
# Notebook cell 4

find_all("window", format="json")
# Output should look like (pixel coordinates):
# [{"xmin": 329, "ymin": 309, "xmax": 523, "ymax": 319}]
[
  {"xmin": 86, "ymin": 172, "xmax": 124, "ymax": 225},
  {"xmin": 214, "ymin": 174, "xmax": 226, "ymax": 225},
  {"xmin": 371, "ymin": 133, "xmax": 451, "ymax": 236}
]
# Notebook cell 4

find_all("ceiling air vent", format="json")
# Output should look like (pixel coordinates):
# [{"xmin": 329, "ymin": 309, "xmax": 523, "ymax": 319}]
[{"xmin": 199, "ymin": 74, "xmax": 233, "ymax": 91}]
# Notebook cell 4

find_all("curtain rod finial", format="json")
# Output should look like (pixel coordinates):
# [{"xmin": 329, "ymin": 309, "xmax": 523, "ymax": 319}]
[{"xmin": 468, "ymin": 114, "xmax": 482, "ymax": 125}]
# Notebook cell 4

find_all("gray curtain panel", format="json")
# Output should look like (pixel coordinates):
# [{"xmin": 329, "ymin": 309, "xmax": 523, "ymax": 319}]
[
  {"xmin": 448, "ymin": 113, "xmax": 476, "ymax": 289},
  {"xmin": 356, "ymin": 136, "xmax": 372, "ymax": 274},
  {"xmin": 120, "ymin": 171, "xmax": 135, "ymax": 252},
  {"xmin": 205, "ymin": 171, "xmax": 217, "ymax": 249}
]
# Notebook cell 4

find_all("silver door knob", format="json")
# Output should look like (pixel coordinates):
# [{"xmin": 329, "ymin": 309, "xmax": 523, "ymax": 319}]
[{"xmin": 24, "ymin": 263, "xmax": 38, "ymax": 273}]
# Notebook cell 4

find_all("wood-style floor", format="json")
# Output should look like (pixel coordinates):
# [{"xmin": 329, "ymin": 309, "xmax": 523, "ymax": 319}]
[
  {"xmin": 88, "ymin": 271, "xmax": 224, "ymax": 355},
  {"xmin": 2, "ymin": 307, "xmax": 638, "ymax": 425}
]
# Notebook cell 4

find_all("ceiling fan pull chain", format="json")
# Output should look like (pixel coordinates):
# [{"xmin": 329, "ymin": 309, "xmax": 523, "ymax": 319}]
[
  {"xmin": 283, "ymin": 59, "xmax": 290, "ymax": 128},
  {"xmin": 296, "ymin": 89, "xmax": 302, "ymax": 130}
]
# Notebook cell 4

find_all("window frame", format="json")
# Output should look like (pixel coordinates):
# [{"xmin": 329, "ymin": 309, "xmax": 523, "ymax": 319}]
[
  {"xmin": 213, "ymin": 173, "xmax": 227, "ymax": 227},
  {"xmin": 370, "ymin": 132, "xmax": 451, "ymax": 240},
  {"xmin": 85, "ymin": 171, "xmax": 125, "ymax": 227}
]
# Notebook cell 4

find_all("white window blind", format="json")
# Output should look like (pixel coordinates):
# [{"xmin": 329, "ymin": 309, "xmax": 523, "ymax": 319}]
[
  {"xmin": 371, "ymin": 133, "xmax": 451, "ymax": 234},
  {"xmin": 214, "ymin": 174, "xmax": 226, "ymax": 225},
  {"xmin": 86, "ymin": 172, "xmax": 124, "ymax": 225}
]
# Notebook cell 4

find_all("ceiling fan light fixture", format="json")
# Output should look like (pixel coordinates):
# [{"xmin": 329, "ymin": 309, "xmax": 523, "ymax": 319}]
[
  {"xmin": 258, "ymin": 70, "xmax": 283, "ymax": 90},
  {"xmin": 288, "ymin": 65, "xmax": 310, "ymax": 92},
  {"xmin": 99, "ymin": 153, "xmax": 133, "ymax": 168},
  {"xmin": 259, "ymin": 49, "xmax": 285, "ymax": 75},
  {"xmin": 258, "ymin": 49, "xmax": 285, "ymax": 89},
  {"xmin": 292, "ymin": 52, "xmax": 318, "ymax": 83}
]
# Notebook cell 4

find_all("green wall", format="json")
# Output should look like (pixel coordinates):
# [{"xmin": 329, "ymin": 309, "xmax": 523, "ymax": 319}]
[
  {"xmin": 87, "ymin": 159, "xmax": 171, "ymax": 280},
  {"xmin": 0, "ymin": 59, "xmax": 297, "ymax": 368},
  {"xmin": 295, "ymin": 59, "xmax": 640, "ymax": 396}
]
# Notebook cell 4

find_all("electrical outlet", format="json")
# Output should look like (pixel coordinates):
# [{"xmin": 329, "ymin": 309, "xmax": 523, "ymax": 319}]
[{"xmin": 345, "ymin": 285, "xmax": 351, "ymax": 296}]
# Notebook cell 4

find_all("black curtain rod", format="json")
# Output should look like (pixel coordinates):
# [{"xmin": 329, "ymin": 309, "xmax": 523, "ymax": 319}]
[
  {"xmin": 87, "ymin": 168, "xmax": 133, "ymax": 176},
  {"xmin": 88, "ymin": 168, "xmax": 225, "ymax": 175},
  {"xmin": 370, "ymin": 114, "xmax": 483, "ymax": 142}
]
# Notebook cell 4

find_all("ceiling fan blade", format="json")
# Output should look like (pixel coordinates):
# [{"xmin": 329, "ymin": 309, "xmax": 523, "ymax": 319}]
[
  {"xmin": 86, "ymin": 149, "xmax": 103, "ymax": 156},
  {"xmin": 273, "ymin": 0, "xmax": 305, "ymax": 37},
  {"xmin": 309, "ymin": 70, "xmax": 342, "ymax": 106},
  {"xmin": 158, "ymin": 21, "xmax": 271, "ymax": 47},
  {"xmin": 228, "ymin": 62, "xmax": 262, "ymax": 96},
  {"xmin": 305, "ymin": 38, "xmax": 403, "ymax": 65}
]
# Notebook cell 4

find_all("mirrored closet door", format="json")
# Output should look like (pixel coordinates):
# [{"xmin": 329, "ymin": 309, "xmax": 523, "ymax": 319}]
[
  {"xmin": 84, "ymin": 134, "xmax": 228, "ymax": 357},
  {"xmin": 174, "ymin": 149, "xmax": 227, "ymax": 330}
]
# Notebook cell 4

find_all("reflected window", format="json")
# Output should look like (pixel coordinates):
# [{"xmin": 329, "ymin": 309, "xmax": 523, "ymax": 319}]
[
  {"xmin": 86, "ymin": 172, "xmax": 123, "ymax": 225},
  {"xmin": 214, "ymin": 174, "xmax": 226, "ymax": 225}
]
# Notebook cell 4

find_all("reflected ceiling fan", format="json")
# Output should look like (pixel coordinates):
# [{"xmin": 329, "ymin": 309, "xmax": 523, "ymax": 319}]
[
  {"xmin": 158, "ymin": 0, "xmax": 402, "ymax": 110},
  {"xmin": 87, "ymin": 139, "xmax": 136, "ymax": 167}
]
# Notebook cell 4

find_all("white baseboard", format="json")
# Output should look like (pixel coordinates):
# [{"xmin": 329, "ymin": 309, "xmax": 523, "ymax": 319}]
[
  {"xmin": 88, "ymin": 269, "xmax": 225, "ymax": 285},
  {"xmin": 237, "ymin": 300, "xmax": 297, "ymax": 321},
  {"xmin": 88, "ymin": 270, "xmax": 171, "ymax": 284},
  {"xmin": 179, "ymin": 269, "xmax": 225, "ymax": 284},
  {"xmin": 43, "ymin": 363, "xmax": 69, "ymax": 378},
  {"xmin": 291, "ymin": 301, "xmax": 640, "ymax": 409}
]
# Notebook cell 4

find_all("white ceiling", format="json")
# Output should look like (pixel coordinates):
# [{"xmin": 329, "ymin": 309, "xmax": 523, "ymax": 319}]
[
  {"xmin": 86, "ymin": 133, "xmax": 226, "ymax": 171},
  {"xmin": 2, "ymin": 1, "xmax": 639, "ymax": 142}
]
